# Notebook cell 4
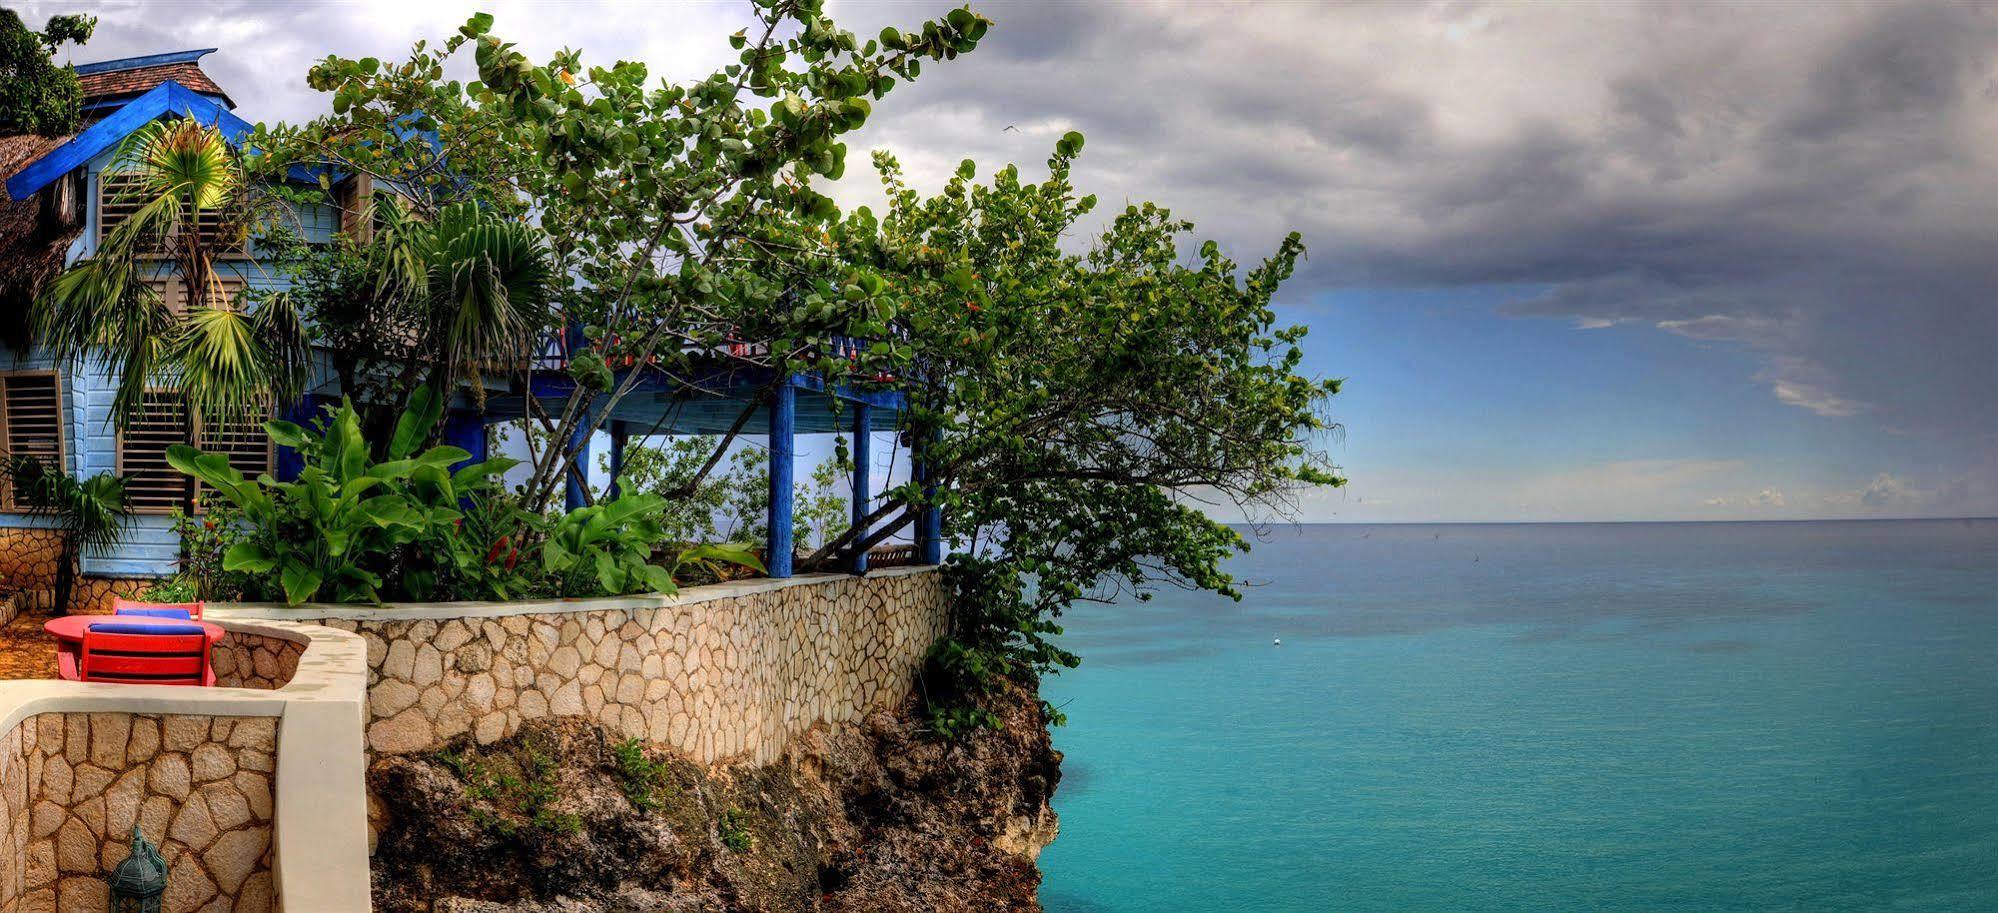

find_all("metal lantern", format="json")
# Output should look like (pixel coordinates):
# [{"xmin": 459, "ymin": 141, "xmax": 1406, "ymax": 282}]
[{"xmin": 107, "ymin": 826, "xmax": 167, "ymax": 913}]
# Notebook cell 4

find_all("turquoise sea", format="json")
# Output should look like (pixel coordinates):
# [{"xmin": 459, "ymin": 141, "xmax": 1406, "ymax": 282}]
[{"xmin": 1038, "ymin": 520, "xmax": 1998, "ymax": 912}]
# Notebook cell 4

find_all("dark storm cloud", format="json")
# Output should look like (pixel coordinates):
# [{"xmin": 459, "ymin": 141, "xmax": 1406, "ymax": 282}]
[{"xmin": 829, "ymin": 0, "xmax": 1998, "ymax": 445}]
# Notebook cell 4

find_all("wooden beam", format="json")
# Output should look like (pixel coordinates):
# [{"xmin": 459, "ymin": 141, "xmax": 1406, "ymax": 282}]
[
  {"xmin": 849, "ymin": 403, "xmax": 871, "ymax": 575},
  {"xmin": 564, "ymin": 402, "xmax": 593, "ymax": 512},
  {"xmin": 607, "ymin": 420, "xmax": 629, "ymax": 500},
  {"xmin": 766, "ymin": 384, "xmax": 796, "ymax": 578}
]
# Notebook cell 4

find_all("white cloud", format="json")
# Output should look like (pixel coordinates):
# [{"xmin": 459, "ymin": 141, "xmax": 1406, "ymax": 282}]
[
  {"xmin": 1769, "ymin": 379, "xmax": 1866, "ymax": 418},
  {"xmin": 1821, "ymin": 472, "xmax": 1948, "ymax": 512}
]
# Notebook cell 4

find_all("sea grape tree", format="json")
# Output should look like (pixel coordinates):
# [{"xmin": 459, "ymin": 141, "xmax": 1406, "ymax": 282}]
[
  {"xmin": 250, "ymin": 1, "xmax": 989, "ymax": 507},
  {"xmin": 741, "ymin": 142, "xmax": 1345, "ymax": 726}
]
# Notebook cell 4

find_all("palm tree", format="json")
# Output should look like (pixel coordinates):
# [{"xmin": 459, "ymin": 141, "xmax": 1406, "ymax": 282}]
[
  {"xmin": 370, "ymin": 198, "xmax": 555, "ymax": 400},
  {"xmin": 32, "ymin": 118, "xmax": 308, "ymax": 429},
  {"xmin": 5, "ymin": 457, "xmax": 131, "ymax": 615}
]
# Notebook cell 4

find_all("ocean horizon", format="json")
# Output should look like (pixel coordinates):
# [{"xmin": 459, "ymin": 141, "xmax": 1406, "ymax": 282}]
[{"xmin": 1039, "ymin": 518, "xmax": 1998, "ymax": 912}]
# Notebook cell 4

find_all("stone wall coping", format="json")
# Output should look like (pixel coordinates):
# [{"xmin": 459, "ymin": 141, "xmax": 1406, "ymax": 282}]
[
  {"xmin": 0, "ymin": 618, "xmax": 371, "ymax": 913},
  {"xmin": 206, "ymin": 564, "xmax": 941, "ymax": 622}
]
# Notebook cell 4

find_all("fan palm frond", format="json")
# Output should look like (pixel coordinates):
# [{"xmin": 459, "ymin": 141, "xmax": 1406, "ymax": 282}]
[
  {"xmin": 5, "ymin": 456, "xmax": 131, "ymax": 552},
  {"xmin": 32, "ymin": 118, "xmax": 306, "ymax": 430},
  {"xmin": 424, "ymin": 203, "xmax": 555, "ymax": 393}
]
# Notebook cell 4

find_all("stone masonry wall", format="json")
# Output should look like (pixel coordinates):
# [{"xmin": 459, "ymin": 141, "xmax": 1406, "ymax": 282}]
[
  {"xmin": 0, "ymin": 712, "xmax": 278, "ymax": 913},
  {"xmin": 0, "ymin": 528, "xmax": 158, "ymax": 614},
  {"xmin": 68, "ymin": 577, "xmax": 158, "ymax": 616},
  {"xmin": 316, "ymin": 568, "xmax": 950, "ymax": 766},
  {"xmin": 211, "ymin": 634, "xmax": 306, "ymax": 691},
  {"xmin": 0, "ymin": 529, "xmax": 61, "ymax": 613}
]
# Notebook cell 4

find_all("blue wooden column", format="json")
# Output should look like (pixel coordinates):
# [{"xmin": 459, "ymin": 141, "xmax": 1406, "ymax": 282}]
[
  {"xmin": 914, "ymin": 429, "xmax": 942, "ymax": 565},
  {"xmin": 607, "ymin": 420, "xmax": 629, "ymax": 500},
  {"xmin": 440, "ymin": 408, "xmax": 487, "ymax": 473},
  {"xmin": 767, "ymin": 384, "xmax": 796, "ymax": 578},
  {"xmin": 849, "ymin": 404, "xmax": 872, "ymax": 574},
  {"xmin": 564, "ymin": 403, "xmax": 593, "ymax": 512},
  {"xmin": 273, "ymin": 395, "xmax": 320, "ymax": 482}
]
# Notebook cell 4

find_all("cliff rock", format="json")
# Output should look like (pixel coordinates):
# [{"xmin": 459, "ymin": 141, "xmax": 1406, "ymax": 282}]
[{"xmin": 370, "ymin": 678, "xmax": 1061, "ymax": 912}]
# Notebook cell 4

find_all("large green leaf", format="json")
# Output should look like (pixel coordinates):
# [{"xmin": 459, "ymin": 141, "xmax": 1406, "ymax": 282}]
[
  {"xmin": 166, "ymin": 445, "xmax": 251, "ymax": 503},
  {"xmin": 593, "ymin": 550, "xmax": 622, "ymax": 594},
  {"xmin": 678, "ymin": 541, "xmax": 766, "ymax": 574},
  {"xmin": 280, "ymin": 560, "xmax": 324, "ymax": 607},
  {"xmin": 415, "ymin": 446, "xmax": 472, "ymax": 468},
  {"xmin": 639, "ymin": 564, "xmax": 677, "ymax": 595},
  {"xmin": 221, "ymin": 542, "xmax": 277, "ymax": 573},
  {"xmin": 451, "ymin": 457, "xmax": 521, "ymax": 487},
  {"xmin": 262, "ymin": 420, "xmax": 311, "ymax": 450},
  {"xmin": 391, "ymin": 385, "xmax": 443, "ymax": 460},
  {"xmin": 359, "ymin": 495, "xmax": 422, "ymax": 527}
]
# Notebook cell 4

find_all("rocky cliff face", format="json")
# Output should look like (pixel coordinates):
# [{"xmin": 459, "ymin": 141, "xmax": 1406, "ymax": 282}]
[{"xmin": 369, "ymin": 678, "xmax": 1061, "ymax": 913}]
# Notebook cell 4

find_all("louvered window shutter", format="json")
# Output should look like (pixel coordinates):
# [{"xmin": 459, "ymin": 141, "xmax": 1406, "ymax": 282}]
[
  {"xmin": 195, "ymin": 406, "xmax": 272, "ymax": 505},
  {"xmin": 0, "ymin": 373, "xmax": 65, "ymax": 511},
  {"xmin": 99, "ymin": 171, "xmax": 243, "ymax": 256},
  {"xmin": 117, "ymin": 392, "xmax": 272, "ymax": 514},
  {"xmin": 118, "ymin": 392, "xmax": 194, "ymax": 514}
]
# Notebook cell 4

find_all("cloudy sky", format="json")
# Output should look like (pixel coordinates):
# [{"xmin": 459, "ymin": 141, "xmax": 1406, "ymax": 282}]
[{"xmin": 27, "ymin": 0, "xmax": 1998, "ymax": 522}]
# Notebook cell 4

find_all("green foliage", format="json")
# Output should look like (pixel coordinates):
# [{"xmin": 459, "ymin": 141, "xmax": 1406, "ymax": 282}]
[
  {"xmin": 250, "ymin": 3, "xmax": 991, "ymax": 512},
  {"xmin": 144, "ymin": 497, "xmax": 255, "ymax": 603},
  {"xmin": 795, "ymin": 442, "xmax": 854, "ymax": 550},
  {"xmin": 4, "ymin": 457, "xmax": 129, "ymax": 554},
  {"xmin": 608, "ymin": 738, "xmax": 672, "ymax": 811},
  {"xmin": 254, "ymin": 197, "xmax": 555, "ymax": 442},
  {"xmin": 3, "ymin": 456, "xmax": 131, "ymax": 615},
  {"xmin": 605, "ymin": 439, "xmax": 848, "ymax": 550},
  {"xmin": 168, "ymin": 388, "xmax": 762, "ymax": 604},
  {"xmin": 535, "ymin": 488, "xmax": 765, "ymax": 598},
  {"xmin": 537, "ymin": 493, "xmax": 681, "ymax": 596},
  {"xmin": 439, "ymin": 736, "xmax": 580, "ymax": 837},
  {"xmin": 599, "ymin": 437, "xmax": 736, "ymax": 543},
  {"xmin": 717, "ymin": 807, "xmax": 755, "ymax": 852},
  {"xmin": 0, "ymin": 10, "xmax": 94, "ymax": 136},
  {"xmin": 796, "ymin": 144, "xmax": 1343, "ymax": 731},
  {"xmin": 137, "ymin": 575, "xmax": 198, "ymax": 604},
  {"xmin": 34, "ymin": 119, "xmax": 309, "ymax": 430},
  {"xmin": 167, "ymin": 387, "xmax": 520, "ymax": 605}
]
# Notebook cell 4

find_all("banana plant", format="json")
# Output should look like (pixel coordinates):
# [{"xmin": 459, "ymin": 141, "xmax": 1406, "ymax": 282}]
[
  {"xmin": 537, "ymin": 492, "xmax": 764, "ymax": 597},
  {"xmin": 168, "ymin": 386, "xmax": 516, "ymax": 605}
]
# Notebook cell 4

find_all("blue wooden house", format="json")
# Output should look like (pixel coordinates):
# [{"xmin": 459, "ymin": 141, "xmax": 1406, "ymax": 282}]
[
  {"xmin": 0, "ymin": 49, "xmax": 935, "ymax": 610},
  {"xmin": 0, "ymin": 50, "xmax": 358, "ymax": 608}
]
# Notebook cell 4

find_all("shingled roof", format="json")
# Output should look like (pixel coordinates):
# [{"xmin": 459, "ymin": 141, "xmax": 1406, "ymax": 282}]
[{"xmin": 75, "ymin": 49, "xmax": 232, "ymax": 110}]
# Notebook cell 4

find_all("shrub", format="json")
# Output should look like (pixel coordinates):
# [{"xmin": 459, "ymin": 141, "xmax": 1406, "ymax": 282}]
[
  {"xmin": 168, "ymin": 388, "xmax": 517, "ymax": 605},
  {"xmin": 718, "ymin": 807, "xmax": 754, "ymax": 852},
  {"xmin": 608, "ymin": 738, "xmax": 672, "ymax": 811}
]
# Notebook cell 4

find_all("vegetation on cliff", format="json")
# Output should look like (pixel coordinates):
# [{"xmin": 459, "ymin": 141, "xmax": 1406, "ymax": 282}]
[{"xmin": 371, "ymin": 679, "xmax": 1060, "ymax": 913}]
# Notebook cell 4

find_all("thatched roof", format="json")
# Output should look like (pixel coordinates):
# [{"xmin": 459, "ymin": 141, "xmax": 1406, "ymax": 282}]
[{"xmin": 0, "ymin": 133, "xmax": 83, "ymax": 342}]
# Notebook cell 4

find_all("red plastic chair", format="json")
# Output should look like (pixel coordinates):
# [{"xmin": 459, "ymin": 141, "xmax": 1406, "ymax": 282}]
[
  {"xmin": 111, "ymin": 597, "xmax": 204, "ymax": 620},
  {"xmin": 58, "ymin": 622, "xmax": 216, "ymax": 687}
]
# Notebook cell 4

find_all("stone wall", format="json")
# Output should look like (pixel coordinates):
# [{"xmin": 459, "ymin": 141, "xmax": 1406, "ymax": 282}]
[
  {"xmin": 0, "ymin": 712, "xmax": 278, "ymax": 913},
  {"xmin": 234, "ymin": 567, "xmax": 951, "ymax": 767},
  {"xmin": 0, "ymin": 620, "xmax": 373, "ymax": 913},
  {"xmin": 68, "ymin": 576, "xmax": 157, "ymax": 616},
  {"xmin": 0, "ymin": 527, "xmax": 159, "ymax": 614},
  {"xmin": 0, "ymin": 591, "xmax": 28, "ymax": 629},
  {"xmin": 0, "ymin": 529, "xmax": 61, "ymax": 613},
  {"xmin": 211, "ymin": 633, "xmax": 306, "ymax": 691}
]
